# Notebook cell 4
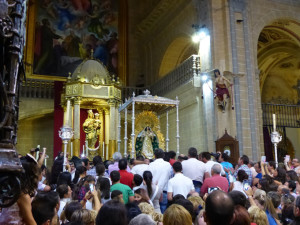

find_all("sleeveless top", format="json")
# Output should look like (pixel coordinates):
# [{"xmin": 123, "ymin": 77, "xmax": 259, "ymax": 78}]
[{"xmin": 0, "ymin": 202, "xmax": 24, "ymax": 225}]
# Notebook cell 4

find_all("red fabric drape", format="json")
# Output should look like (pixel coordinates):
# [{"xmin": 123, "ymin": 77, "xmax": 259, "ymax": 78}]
[{"xmin": 53, "ymin": 81, "xmax": 64, "ymax": 159}]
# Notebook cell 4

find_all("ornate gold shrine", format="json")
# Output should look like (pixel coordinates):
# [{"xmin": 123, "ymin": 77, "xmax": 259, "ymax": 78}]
[{"xmin": 61, "ymin": 58, "xmax": 122, "ymax": 159}]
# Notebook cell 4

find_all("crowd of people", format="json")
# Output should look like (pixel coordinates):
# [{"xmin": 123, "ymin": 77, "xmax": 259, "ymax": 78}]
[{"xmin": 1, "ymin": 147, "xmax": 300, "ymax": 225}]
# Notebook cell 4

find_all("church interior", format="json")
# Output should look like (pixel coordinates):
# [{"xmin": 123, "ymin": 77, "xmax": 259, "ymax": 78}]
[{"xmin": 1, "ymin": 0, "xmax": 300, "ymax": 167}]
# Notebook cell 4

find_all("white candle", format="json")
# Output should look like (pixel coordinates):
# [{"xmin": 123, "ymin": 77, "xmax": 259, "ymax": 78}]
[
  {"xmin": 102, "ymin": 142, "xmax": 105, "ymax": 158},
  {"xmin": 65, "ymin": 100, "xmax": 70, "ymax": 125},
  {"xmin": 86, "ymin": 146, "xmax": 88, "ymax": 158},
  {"xmin": 82, "ymin": 145, "xmax": 85, "ymax": 157},
  {"xmin": 71, "ymin": 142, "xmax": 73, "ymax": 157},
  {"xmin": 106, "ymin": 144, "xmax": 108, "ymax": 160},
  {"xmin": 273, "ymin": 114, "xmax": 276, "ymax": 131},
  {"xmin": 36, "ymin": 145, "xmax": 40, "ymax": 161}
]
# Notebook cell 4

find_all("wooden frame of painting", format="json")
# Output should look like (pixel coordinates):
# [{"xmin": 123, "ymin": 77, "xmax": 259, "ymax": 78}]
[{"xmin": 24, "ymin": 0, "xmax": 127, "ymax": 84}]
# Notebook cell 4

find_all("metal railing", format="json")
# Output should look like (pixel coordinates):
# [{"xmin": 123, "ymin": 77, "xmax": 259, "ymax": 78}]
[
  {"xmin": 262, "ymin": 103, "xmax": 300, "ymax": 128},
  {"xmin": 20, "ymin": 79, "xmax": 54, "ymax": 99},
  {"xmin": 150, "ymin": 55, "xmax": 201, "ymax": 96}
]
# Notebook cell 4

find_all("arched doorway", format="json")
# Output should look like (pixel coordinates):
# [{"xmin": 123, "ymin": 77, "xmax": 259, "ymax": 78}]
[{"xmin": 257, "ymin": 19, "xmax": 300, "ymax": 161}]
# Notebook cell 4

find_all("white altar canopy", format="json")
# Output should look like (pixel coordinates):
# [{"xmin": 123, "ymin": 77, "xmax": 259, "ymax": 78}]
[{"xmin": 118, "ymin": 90, "xmax": 180, "ymax": 158}]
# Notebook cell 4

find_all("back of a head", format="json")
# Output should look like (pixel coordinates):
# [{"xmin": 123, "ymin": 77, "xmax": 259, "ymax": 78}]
[
  {"xmin": 173, "ymin": 161, "xmax": 182, "ymax": 173},
  {"xmin": 240, "ymin": 155, "xmax": 249, "ymax": 165},
  {"xmin": 253, "ymin": 189, "xmax": 266, "ymax": 206},
  {"xmin": 211, "ymin": 163, "xmax": 221, "ymax": 175},
  {"xmin": 237, "ymin": 169, "xmax": 248, "ymax": 182},
  {"xmin": 231, "ymin": 205, "xmax": 251, "ymax": 225},
  {"xmin": 174, "ymin": 199, "xmax": 195, "ymax": 221},
  {"xmin": 134, "ymin": 174, "xmax": 143, "ymax": 186},
  {"xmin": 57, "ymin": 171, "xmax": 72, "ymax": 186},
  {"xmin": 96, "ymin": 163, "xmax": 106, "ymax": 176},
  {"xmin": 222, "ymin": 152, "xmax": 230, "ymax": 162},
  {"xmin": 111, "ymin": 190, "xmax": 123, "ymax": 200},
  {"xmin": 32, "ymin": 193, "xmax": 56, "ymax": 225},
  {"xmin": 169, "ymin": 151, "xmax": 176, "ymax": 159},
  {"xmin": 267, "ymin": 191, "xmax": 281, "ymax": 208},
  {"xmin": 82, "ymin": 158, "xmax": 89, "ymax": 167},
  {"xmin": 110, "ymin": 170, "xmax": 120, "ymax": 183},
  {"xmin": 228, "ymin": 191, "xmax": 248, "ymax": 208},
  {"xmin": 248, "ymin": 205, "xmax": 268, "ymax": 225},
  {"xmin": 163, "ymin": 204, "xmax": 192, "ymax": 225},
  {"xmin": 96, "ymin": 177, "xmax": 111, "ymax": 199},
  {"xmin": 118, "ymin": 158, "xmax": 128, "ymax": 170},
  {"xmin": 96, "ymin": 200, "xmax": 127, "ymax": 225},
  {"xmin": 129, "ymin": 214, "xmax": 155, "ymax": 225},
  {"xmin": 154, "ymin": 148, "xmax": 165, "ymax": 159},
  {"xmin": 188, "ymin": 147, "xmax": 198, "ymax": 158},
  {"xmin": 93, "ymin": 156, "xmax": 103, "ymax": 166},
  {"xmin": 113, "ymin": 152, "xmax": 122, "ymax": 162},
  {"xmin": 125, "ymin": 202, "xmax": 142, "ymax": 224},
  {"xmin": 65, "ymin": 201, "xmax": 83, "ymax": 221},
  {"xmin": 71, "ymin": 209, "xmax": 95, "ymax": 225},
  {"xmin": 201, "ymin": 152, "xmax": 211, "ymax": 161},
  {"xmin": 57, "ymin": 184, "xmax": 69, "ymax": 199},
  {"xmin": 205, "ymin": 190, "xmax": 234, "ymax": 225}
]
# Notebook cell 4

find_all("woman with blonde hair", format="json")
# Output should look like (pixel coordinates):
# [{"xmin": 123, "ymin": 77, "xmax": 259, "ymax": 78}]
[
  {"xmin": 138, "ymin": 202, "xmax": 163, "ymax": 223},
  {"xmin": 248, "ymin": 205, "xmax": 268, "ymax": 225},
  {"xmin": 71, "ymin": 209, "xmax": 96, "ymax": 225},
  {"xmin": 163, "ymin": 204, "xmax": 193, "ymax": 225}
]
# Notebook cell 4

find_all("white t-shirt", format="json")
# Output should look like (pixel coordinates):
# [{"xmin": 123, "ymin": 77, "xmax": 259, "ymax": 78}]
[
  {"xmin": 182, "ymin": 158, "xmax": 206, "ymax": 183},
  {"xmin": 205, "ymin": 160, "xmax": 225, "ymax": 177},
  {"xmin": 167, "ymin": 173, "xmax": 195, "ymax": 198},
  {"xmin": 232, "ymin": 181, "xmax": 248, "ymax": 198},
  {"xmin": 148, "ymin": 158, "xmax": 172, "ymax": 191},
  {"xmin": 57, "ymin": 198, "xmax": 71, "ymax": 218},
  {"xmin": 131, "ymin": 164, "xmax": 149, "ymax": 177}
]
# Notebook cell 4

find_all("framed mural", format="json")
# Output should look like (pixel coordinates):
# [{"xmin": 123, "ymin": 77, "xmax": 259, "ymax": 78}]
[{"xmin": 25, "ymin": 0, "xmax": 127, "ymax": 83}]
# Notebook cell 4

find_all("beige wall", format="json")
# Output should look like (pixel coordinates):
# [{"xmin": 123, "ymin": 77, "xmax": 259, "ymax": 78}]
[{"xmin": 286, "ymin": 128, "xmax": 300, "ymax": 159}]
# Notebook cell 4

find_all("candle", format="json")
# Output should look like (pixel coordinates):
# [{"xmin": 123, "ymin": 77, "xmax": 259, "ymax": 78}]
[
  {"xmin": 45, "ymin": 158, "xmax": 47, "ymax": 166},
  {"xmin": 106, "ymin": 144, "xmax": 108, "ymax": 160},
  {"xmin": 71, "ymin": 142, "xmax": 73, "ymax": 157},
  {"xmin": 86, "ymin": 146, "xmax": 88, "ymax": 158},
  {"xmin": 102, "ymin": 142, "xmax": 105, "ymax": 158},
  {"xmin": 65, "ymin": 99, "xmax": 70, "ymax": 126},
  {"xmin": 82, "ymin": 145, "xmax": 85, "ymax": 157},
  {"xmin": 36, "ymin": 145, "xmax": 40, "ymax": 161},
  {"xmin": 273, "ymin": 114, "xmax": 276, "ymax": 131}
]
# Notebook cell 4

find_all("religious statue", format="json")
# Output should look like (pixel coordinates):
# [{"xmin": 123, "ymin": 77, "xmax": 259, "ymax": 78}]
[
  {"xmin": 83, "ymin": 110, "xmax": 101, "ymax": 149},
  {"xmin": 214, "ymin": 69, "xmax": 233, "ymax": 112},
  {"xmin": 135, "ymin": 126, "xmax": 159, "ymax": 159}
]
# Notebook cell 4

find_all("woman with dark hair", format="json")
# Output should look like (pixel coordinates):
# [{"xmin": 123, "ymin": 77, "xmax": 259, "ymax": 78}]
[
  {"xmin": 73, "ymin": 165, "xmax": 87, "ymax": 184},
  {"xmin": 51, "ymin": 155, "xmax": 64, "ymax": 184},
  {"xmin": 96, "ymin": 176, "xmax": 111, "ymax": 204},
  {"xmin": 142, "ymin": 170, "xmax": 162, "ymax": 213},
  {"xmin": 230, "ymin": 169, "xmax": 248, "ymax": 197},
  {"xmin": 286, "ymin": 170, "xmax": 298, "ymax": 182},
  {"xmin": 73, "ymin": 175, "xmax": 95, "ymax": 201},
  {"xmin": 258, "ymin": 177, "xmax": 278, "ymax": 193},
  {"xmin": 0, "ymin": 154, "xmax": 39, "ymax": 224},
  {"xmin": 96, "ymin": 200, "xmax": 127, "ymax": 225},
  {"xmin": 273, "ymin": 167, "xmax": 287, "ymax": 185},
  {"xmin": 57, "ymin": 171, "xmax": 74, "ymax": 189}
]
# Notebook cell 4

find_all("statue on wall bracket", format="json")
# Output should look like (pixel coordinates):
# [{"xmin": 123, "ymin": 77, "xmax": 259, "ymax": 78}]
[{"xmin": 214, "ymin": 69, "xmax": 234, "ymax": 112}]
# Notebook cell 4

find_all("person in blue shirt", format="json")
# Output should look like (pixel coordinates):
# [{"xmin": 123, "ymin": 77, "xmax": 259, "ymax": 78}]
[{"xmin": 219, "ymin": 152, "xmax": 233, "ymax": 183}]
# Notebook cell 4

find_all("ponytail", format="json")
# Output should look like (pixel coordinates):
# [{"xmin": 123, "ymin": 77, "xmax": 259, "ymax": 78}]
[{"xmin": 143, "ymin": 171, "xmax": 153, "ymax": 197}]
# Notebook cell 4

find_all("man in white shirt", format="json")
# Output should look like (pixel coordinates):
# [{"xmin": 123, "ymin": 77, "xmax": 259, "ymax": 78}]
[
  {"xmin": 167, "ymin": 161, "xmax": 195, "ymax": 201},
  {"xmin": 131, "ymin": 155, "xmax": 149, "ymax": 176},
  {"xmin": 182, "ymin": 147, "xmax": 206, "ymax": 193},
  {"xmin": 200, "ymin": 152, "xmax": 225, "ymax": 179},
  {"xmin": 148, "ymin": 148, "xmax": 172, "ymax": 213}
]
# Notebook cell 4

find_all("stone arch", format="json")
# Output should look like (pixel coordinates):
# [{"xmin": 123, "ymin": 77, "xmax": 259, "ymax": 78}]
[{"xmin": 158, "ymin": 36, "xmax": 197, "ymax": 78}]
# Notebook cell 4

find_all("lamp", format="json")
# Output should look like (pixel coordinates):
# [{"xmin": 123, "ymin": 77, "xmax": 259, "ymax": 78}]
[
  {"xmin": 192, "ymin": 24, "xmax": 208, "ymax": 43},
  {"xmin": 59, "ymin": 125, "xmax": 73, "ymax": 171}
]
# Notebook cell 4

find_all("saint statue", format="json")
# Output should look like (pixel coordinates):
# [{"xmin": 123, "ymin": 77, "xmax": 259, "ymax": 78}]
[
  {"xmin": 214, "ymin": 69, "xmax": 232, "ymax": 112},
  {"xmin": 83, "ymin": 110, "xmax": 101, "ymax": 149},
  {"xmin": 135, "ymin": 126, "xmax": 159, "ymax": 159}
]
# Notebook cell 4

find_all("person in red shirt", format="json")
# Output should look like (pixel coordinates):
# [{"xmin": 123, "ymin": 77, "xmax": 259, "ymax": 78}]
[
  {"xmin": 200, "ymin": 163, "xmax": 229, "ymax": 196},
  {"xmin": 119, "ymin": 158, "xmax": 134, "ymax": 189},
  {"xmin": 168, "ymin": 150, "xmax": 177, "ymax": 166}
]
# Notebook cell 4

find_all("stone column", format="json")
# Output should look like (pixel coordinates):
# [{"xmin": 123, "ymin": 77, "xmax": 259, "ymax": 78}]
[{"xmin": 73, "ymin": 97, "xmax": 81, "ymax": 156}]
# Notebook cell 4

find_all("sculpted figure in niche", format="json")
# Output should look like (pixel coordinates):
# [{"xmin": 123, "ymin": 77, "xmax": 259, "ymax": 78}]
[
  {"xmin": 214, "ymin": 69, "xmax": 233, "ymax": 112},
  {"xmin": 135, "ymin": 126, "xmax": 159, "ymax": 159},
  {"xmin": 83, "ymin": 109, "xmax": 101, "ymax": 149}
]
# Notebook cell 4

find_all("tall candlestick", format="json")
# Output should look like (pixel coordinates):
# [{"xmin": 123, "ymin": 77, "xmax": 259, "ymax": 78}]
[
  {"xmin": 65, "ymin": 99, "xmax": 71, "ymax": 125},
  {"xmin": 71, "ymin": 142, "xmax": 73, "ymax": 157},
  {"xmin": 273, "ymin": 114, "xmax": 276, "ymax": 131},
  {"xmin": 106, "ymin": 144, "xmax": 108, "ymax": 160},
  {"xmin": 102, "ymin": 142, "xmax": 105, "ymax": 158}
]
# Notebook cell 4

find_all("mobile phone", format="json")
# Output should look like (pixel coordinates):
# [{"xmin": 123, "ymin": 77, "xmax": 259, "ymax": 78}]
[
  {"xmin": 261, "ymin": 156, "xmax": 266, "ymax": 162},
  {"xmin": 243, "ymin": 182, "xmax": 250, "ymax": 191},
  {"xmin": 208, "ymin": 187, "xmax": 219, "ymax": 194},
  {"xmin": 89, "ymin": 184, "xmax": 94, "ymax": 192},
  {"xmin": 285, "ymin": 155, "xmax": 290, "ymax": 163}
]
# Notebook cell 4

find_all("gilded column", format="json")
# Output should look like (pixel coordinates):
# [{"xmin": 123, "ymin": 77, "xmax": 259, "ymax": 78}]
[
  {"xmin": 109, "ymin": 100, "xmax": 117, "ymax": 160},
  {"xmin": 98, "ymin": 109, "xmax": 104, "ymax": 157},
  {"xmin": 104, "ymin": 108, "xmax": 110, "ymax": 160},
  {"xmin": 73, "ymin": 97, "xmax": 81, "ymax": 156}
]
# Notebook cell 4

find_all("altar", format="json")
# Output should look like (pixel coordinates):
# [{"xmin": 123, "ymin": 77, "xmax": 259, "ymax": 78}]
[{"xmin": 118, "ymin": 90, "xmax": 180, "ymax": 158}]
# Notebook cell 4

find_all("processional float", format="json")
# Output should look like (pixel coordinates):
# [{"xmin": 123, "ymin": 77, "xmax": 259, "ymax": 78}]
[{"xmin": 118, "ymin": 90, "xmax": 180, "ymax": 159}]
